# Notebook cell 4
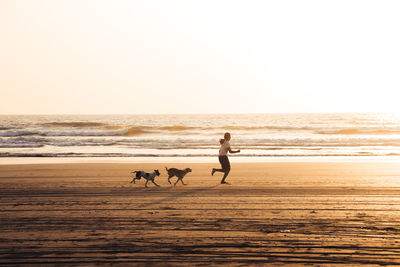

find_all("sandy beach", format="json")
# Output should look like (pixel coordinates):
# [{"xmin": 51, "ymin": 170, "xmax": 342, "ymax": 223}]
[{"xmin": 1, "ymin": 161, "xmax": 400, "ymax": 265}]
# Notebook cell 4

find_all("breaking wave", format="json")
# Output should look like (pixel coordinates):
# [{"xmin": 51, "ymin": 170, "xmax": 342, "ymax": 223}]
[
  {"xmin": 219, "ymin": 125, "xmax": 313, "ymax": 131},
  {"xmin": 160, "ymin": 125, "xmax": 196, "ymax": 131},
  {"xmin": 0, "ymin": 130, "xmax": 40, "ymax": 137},
  {"xmin": 42, "ymin": 122, "xmax": 107, "ymax": 127},
  {"xmin": 317, "ymin": 128, "xmax": 400, "ymax": 135},
  {"xmin": 118, "ymin": 127, "xmax": 151, "ymax": 136},
  {"xmin": 6, "ymin": 120, "xmax": 400, "ymax": 138}
]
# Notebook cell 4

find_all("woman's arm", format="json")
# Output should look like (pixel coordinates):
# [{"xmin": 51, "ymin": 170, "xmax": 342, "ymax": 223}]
[{"xmin": 228, "ymin": 148, "xmax": 240, "ymax": 154}]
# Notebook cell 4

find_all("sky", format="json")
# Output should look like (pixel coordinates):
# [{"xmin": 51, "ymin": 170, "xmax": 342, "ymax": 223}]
[{"xmin": 1, "ymin": 0, "xmax": 400, "ymax": 114}]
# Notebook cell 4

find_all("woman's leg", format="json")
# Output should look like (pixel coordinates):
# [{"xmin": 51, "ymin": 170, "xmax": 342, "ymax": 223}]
[
  {"xmin": 212, "ymin": 168, "xmax": 224, "ymax": 175},
  {"xmin": 220, "ymin": 167, "xmax": 230, "ymax": 183},
  {"xmin": 219, "ymin": 156, "xmax": 231, "ymax": 184},
  {"xmin": 212, "ymin": 155, "xmax": 227, "ymax": 175}
]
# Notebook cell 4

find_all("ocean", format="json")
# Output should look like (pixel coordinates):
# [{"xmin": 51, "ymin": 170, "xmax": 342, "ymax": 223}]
[{"xmin": 1, "ymin": 113, "xmax": 400, "ymax": 161}]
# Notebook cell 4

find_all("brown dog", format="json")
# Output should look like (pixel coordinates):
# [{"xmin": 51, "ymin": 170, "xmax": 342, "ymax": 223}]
[{"xmin": 165, "ymin": 167, "xmax": 192, "ymax": 186}]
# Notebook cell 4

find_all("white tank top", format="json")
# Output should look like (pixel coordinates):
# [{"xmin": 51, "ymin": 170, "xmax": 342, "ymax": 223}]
[{"xmin": 219, "ymin": 140, "xmax": 231, "ymax": 156}]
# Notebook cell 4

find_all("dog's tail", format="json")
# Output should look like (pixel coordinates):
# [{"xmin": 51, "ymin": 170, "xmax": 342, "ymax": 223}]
[
  {"xmin": 165, "ymin": 166, "xmax": 169, "ymax": 171},
  {"xmin": 131, "ymin": 171, "xmax": 138, "ymax": 174}
]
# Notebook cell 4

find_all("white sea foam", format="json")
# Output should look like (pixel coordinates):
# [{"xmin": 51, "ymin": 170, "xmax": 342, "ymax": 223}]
[{"xmin": 1, "ymin": 113, "xmax": 400, "ymax": 158}]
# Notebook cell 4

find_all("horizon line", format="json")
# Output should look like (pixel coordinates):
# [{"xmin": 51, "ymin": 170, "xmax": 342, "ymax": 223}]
[{"xmin": 0, "ymin": 111, "xmax": 395, "ymax": 116}]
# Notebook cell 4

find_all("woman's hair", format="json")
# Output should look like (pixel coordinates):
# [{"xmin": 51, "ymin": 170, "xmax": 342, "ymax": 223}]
[{"xmin": 219, "ymin": 138, "xmax": 225, "ymax": 145}]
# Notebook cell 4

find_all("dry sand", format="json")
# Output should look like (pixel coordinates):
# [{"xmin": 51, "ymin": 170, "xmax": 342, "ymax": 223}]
[{"xmin": 1, "ymin": 161, "xmax": 400, "ymax": 266}]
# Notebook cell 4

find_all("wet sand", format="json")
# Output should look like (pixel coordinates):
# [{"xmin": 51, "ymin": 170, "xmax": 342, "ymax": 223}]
[{"xmin": 1, "ymin": 162, "xmax": 400, "ymax": 265}]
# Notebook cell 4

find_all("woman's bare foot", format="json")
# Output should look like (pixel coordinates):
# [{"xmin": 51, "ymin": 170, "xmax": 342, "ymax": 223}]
[{"xmin": 211, "ymin": 168, "xmax": 216, "ymax": 176}]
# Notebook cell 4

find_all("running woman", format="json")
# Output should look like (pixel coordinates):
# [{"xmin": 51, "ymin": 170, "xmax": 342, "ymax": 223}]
[{"xmin": 211, "ymin": 132, "xmax": 240, "ymax": 184}]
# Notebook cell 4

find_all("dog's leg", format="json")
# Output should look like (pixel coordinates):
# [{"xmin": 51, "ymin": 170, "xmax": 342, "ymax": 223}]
[
  {"xmin": 131, "ymin": 171, "xmax": 137, "ymax": 183},
  {"xmin": 145, "ymin": 179, "xmax": 149, "ymax": 188},
  {"xmin": 174, "ymin": 177, "xmax": 181, "ymax": 186},
  {"xmin": 180, "ymin": 178, "xmax": 186, "ymax": 185},
  {"xmin": 152, "ymin": 179, "xmax": 160, "ymax": 187},
  {"xmin": 168, "ymin": 175, "xmax": 173, "ymax": 184},
  {"xmin": 174, "ymin": 178, "xmax": 185, "ymax": 186}
]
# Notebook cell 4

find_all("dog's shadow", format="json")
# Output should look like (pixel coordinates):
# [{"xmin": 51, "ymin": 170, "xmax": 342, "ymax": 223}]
[{"xmin": 138, "ymin": 185, "xmax": 218, "ymax": 208}]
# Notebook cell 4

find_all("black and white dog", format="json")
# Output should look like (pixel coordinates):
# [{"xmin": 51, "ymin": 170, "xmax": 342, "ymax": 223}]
[{"xmin": 130, "ymin": 170, "xmax": 161, "ymax": 187}]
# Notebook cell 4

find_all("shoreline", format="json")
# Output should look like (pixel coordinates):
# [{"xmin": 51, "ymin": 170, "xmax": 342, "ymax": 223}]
[{"xmin": 2, "ymin": 155, "xmax": 400, "ymax": 165}]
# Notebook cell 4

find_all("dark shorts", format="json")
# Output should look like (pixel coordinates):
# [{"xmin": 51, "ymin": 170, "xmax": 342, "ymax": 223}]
[{"xmin": 218, "ymin": 155, "xmax": 231, "ymax": 172}]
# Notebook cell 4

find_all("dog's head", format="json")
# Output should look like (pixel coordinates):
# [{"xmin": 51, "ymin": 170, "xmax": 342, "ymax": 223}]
[
  {"xmin": 154, "ymin": 169, "xmax": 161, "ymax": 176},
  {"xmin": 184, "ymin": 168, "xmax": 192, "ymax": 173}
]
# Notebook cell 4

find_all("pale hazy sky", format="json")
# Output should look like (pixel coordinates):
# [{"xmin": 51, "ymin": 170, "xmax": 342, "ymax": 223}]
[{"xmin": 1, "ymin": 0, "xmax": 400, "ymax": 114}]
